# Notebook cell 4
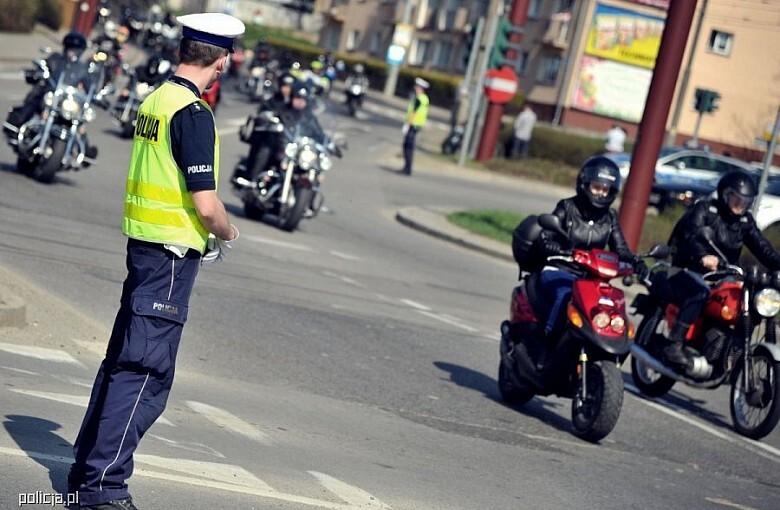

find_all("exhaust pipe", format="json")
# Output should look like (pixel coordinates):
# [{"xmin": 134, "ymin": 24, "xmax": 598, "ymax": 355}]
[{"xmin": 630, "ymin": 343, "xmax": 681, "ymax": 380}]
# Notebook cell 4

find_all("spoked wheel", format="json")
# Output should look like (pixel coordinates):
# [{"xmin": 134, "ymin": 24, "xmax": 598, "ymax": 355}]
[
  {"xmin": 730, "ymin": 350, "xmax": 780, "ymax": 440},
  {"xmin": 572, "ymin": 360, "xmax": 624, "ymax": 443},
  {"xmin": 497, "ymin": 361, "xmax": 534, "ymax": 407},
  {"xmin": 631, "ymin": 309, "xmax": 676, "ymax": 397}
]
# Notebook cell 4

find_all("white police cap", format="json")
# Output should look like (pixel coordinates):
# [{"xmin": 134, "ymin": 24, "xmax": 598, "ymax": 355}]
[
  {"xmin": 177, "ymin": 13, "xmax": 245, "ymax": 52},
  {"xmin": 414, "ymin": 77, "xmax": 430, "ymax": 89}
]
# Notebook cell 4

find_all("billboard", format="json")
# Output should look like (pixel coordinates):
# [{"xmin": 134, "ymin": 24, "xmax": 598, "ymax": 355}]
[
  {"xmin": 585, "ymin": 3, "xmax": 665, "ymax": 69},
  {"xmin": 572, "ymin": 55, "xmax": 653, "ymax": 123}
]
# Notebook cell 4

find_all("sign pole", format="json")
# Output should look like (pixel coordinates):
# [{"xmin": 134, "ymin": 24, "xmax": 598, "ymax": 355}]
[
  {"xmin": 458, "ymin": 16, "xmax": 487, "ymax": 167},
  {"xmin": 754, "ymin": 105, "xmax": 780, "ymax": 214}
]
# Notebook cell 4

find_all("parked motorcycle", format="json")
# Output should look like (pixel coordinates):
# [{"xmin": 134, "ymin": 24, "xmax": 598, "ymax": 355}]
[
  {"xmin": 5, "ymin": 57, "xmax": 99, "ymax": 183},
  {"xmin": 232, "ymin": 112, "xmax": 345, "ymax": 231},
  {"xmin": 345, "ymin": 82, "xmax": 365, "ymax": 117},
  {"xmin": 498, "ymin": 213, "xmax": 669, "ymax": 442},
  {"xmin": 441, "ymin": 125, "xmax": 464, "ymax": 155},
  {"xmin": 630, "ymin": 226, "xmax": 780, "ymax": 440}
]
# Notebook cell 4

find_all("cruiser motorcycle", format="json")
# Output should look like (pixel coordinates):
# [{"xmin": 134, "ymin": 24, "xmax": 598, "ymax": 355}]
[
  {"xmin": 5, "ymin": 57, "xmax": 99, "ymax": 183},
  {"xmin": 233, "ymin": 112, "xmax": 344, "ymax": 231},
  {"xmin": 630, "ymin": 227, "xmax": 780, "ymax": 440},
  {"xmin": 499, "ymin": 214, "xmax": 669, "ymax": 442}
]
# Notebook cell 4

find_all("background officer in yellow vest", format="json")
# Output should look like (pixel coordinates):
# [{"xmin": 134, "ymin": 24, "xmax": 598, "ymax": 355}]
[
  {"xmin": 68, "ymin": 12, "xmax": 244, "ymax": 510},
  {"xmin": 401, "ymin": 77, "xmax": 430, "ymax": 175}
]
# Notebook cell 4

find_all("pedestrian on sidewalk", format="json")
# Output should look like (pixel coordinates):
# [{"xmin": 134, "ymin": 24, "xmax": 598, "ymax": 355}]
[
  {"xmin": 67, "ymin": 12, "xmax": 244, "ymax": 510},
  {"xmin": 401, "ymin": 77, "xmax": 430, "ymax": 175},
  {"xmin": 508, "ymin": 104, "xmax": 536, "ymax": 159},
  {"xmin": 604, "ymin": 124, "xmax": 626, "ymax": 154}
]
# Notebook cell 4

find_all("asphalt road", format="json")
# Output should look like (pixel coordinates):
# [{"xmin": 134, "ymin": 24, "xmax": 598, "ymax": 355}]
[{"xmin": 0, "ymin": 55, "xmax": 778, "ymax": 510}]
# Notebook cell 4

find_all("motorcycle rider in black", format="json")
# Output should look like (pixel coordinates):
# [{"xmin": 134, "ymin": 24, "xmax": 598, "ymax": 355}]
[
  {"xmin": 537, "ymin": 156, "xmax": 647, "ymax": 338},
  {"xmin": 4, "ymin": 31, "xmax": 98, "ymax": 159},
  {"xmin": 663, "ymin": 169, "xmax": 780, "ymax": 372},
  {"xmin": 344, "ymin": 63, "xmax": 368, "ymax": 103}
]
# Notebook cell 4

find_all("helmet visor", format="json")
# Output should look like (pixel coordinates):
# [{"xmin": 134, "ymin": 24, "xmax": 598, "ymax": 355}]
[{"xmin": 724, "ymin": 189, "xmax": 753, "ymax": 212}]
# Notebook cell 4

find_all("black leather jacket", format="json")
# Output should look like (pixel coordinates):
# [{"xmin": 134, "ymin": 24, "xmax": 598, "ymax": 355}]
[
  {"xmin": 670, "ymin": 198, "xmax": 780, "ymax": 273},
  {"xmin": 540, "ymin": 196, "xmax": 635, "ymax": 262}
]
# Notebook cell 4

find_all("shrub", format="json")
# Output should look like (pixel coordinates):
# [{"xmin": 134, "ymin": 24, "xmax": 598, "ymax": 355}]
[
  {"xmin": 36, "ymin": 0, "xmax": 62, "ymax": 31},
  {"xmin": 0, "ymin": 0, "xmax": 38, "ymax": 32}
]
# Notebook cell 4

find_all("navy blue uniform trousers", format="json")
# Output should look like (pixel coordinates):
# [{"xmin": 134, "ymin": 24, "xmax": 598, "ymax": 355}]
[
  {"xmin": 402, "ymin": 126, "xmax": 419, "ymax": 174},
  {"xmin": 69, "ymin": 238, "xmax": 200, "ymax": 506}
]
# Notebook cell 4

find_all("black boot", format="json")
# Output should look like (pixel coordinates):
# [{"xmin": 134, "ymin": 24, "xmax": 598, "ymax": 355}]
[{"xmin": 663, "ymin": 321, "xmax": 690, "ymax": 372}]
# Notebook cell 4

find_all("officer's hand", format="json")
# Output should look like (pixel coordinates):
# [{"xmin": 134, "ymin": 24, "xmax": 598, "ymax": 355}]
[
  {"xmin": 201, "ymin": 225, "xmax": 239, "ymax": 266},
  {"xmin": 401, "ymin": 123, "xmax": 409, "ymax": 135}
]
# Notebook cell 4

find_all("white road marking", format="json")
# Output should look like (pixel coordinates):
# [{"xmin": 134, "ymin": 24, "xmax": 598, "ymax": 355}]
[
  {"xmin": 310, "ymin": 471, "xmax": 391, "ymax": 509},
  {"xmin": 0, "ymin": 71, "xmax": 23, "ymax": 80},
  {"xmin": 416, "ymin": 310, "xmax": 478, "ymax": 332},
  {"xmin": 705, "ymin": 497, "xmax": 762, "ymax": 510},
  {"xmin": 243, "ymin": 233, "xmax": 314, "ymax": 251},
  {"xmin": 186, "ymin": 401, "xmax": 272, "ymax": 444},
  {"xmin": 8, "ymin": 389, "xmax": 174, "ymax": 426},
  {"xmin": 147, "ymin": 434, "xmax": 226, "ymax": 458},
  {"xmin": 626, "ymin": 383, "xmax": 780, "ymax": 463},
  {"xmin": 329, "ymin": 250, "xmax": 362, "ymax": 261},
  {"xmin": 0, "ymin": 446, "xmax": 389, "ymax": 509},
  {"xmin": 323, "ymin": 271, "xmax": 365, "ymax": 288},
  {"xmin": 0, "ymin": 365, "xmax": 38, "ymax": 375},
  {"xmin": 0, "ymin": 342, "xmax": 83, "ymax": 366},
  {"xmin": 400, "ymin": 299, "xmax": 431, "ymax": 311}
]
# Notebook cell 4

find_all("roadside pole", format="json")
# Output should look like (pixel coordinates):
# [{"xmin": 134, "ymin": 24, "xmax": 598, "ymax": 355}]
[
  {"xmin": 457, "ymin": 16, "xmax": 486, "ymax": 167},
  {"xmin": 384, "ymin": 0, "xmax": 416, "ymax": 97},
  {"xmin": 754, "ymin": 105, "xmax": 780, "ymax": 214}
]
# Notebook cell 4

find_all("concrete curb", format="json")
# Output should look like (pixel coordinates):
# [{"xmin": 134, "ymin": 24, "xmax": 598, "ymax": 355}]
[
  {"xmin": 0, "ymin": 293, "xmax": 26, "ymax": 328},
  {"xmin": 395, "ymin": 207, "xmax": 514, "ymax": 263}
]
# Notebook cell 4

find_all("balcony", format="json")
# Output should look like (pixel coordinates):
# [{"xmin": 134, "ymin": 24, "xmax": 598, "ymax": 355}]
[{"xmin": 542, "ymin": 12, "xmax": 571, "ymax": 50}]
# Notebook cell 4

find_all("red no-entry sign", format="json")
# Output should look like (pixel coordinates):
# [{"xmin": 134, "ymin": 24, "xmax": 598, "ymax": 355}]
[{"xmin": 484, "ymin": 66, "xmax": 519, "ymax": 104}]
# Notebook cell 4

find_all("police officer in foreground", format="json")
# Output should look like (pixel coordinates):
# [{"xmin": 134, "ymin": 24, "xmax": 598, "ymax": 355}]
[
  {"xmin": 67, "ymin": 12, "xmax": 244, "ymax": 510},
  {"xmin": 401, "ymin": 77, "xmax": 430, "ymax": 175}
]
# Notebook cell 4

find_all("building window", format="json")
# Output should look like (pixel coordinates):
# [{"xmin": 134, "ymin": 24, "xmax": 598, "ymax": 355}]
[
  {"xmin": 410, "ymin": 39, "xmax": 430, "ymax": 65},
  {"xmin": 370, "ymin": 32, "xmax": 382, "ymax": 54},
  {"xmin": 527, "ymin": 0, "xmax": 542, "ymax": 19},
  {"xmin": 325, "ymin": 26, "xmax": 341, "ymax": 51},
  {"xmin": 708, "ymin": 30, "xmax": 733, "ymax": 56},
  {"xmin": 536, "ymin": 55, "xmax": 561, "ymax": 83},
  {"xmin": 516, "ymin": 51, "xmax": 529, "ymax": 75},
  {"xmin": 433, "ymin": 41, "xmax": 453, "ymax": 68},
  {"xmin": 346, "ymin": 29, "xmax": 360, "ymax": 51}
]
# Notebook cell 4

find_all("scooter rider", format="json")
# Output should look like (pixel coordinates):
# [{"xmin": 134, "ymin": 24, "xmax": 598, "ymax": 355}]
[
  {"xmin": 537, "ymin": 156, "xmax": 648, "ymax": 338},
  {"xmin": 663, "ymin": 169, "xmax": 780, "ymax": 372},
  {"xmin": 345, "ymin": 63, "xmax": 368, "ymax": 93}
]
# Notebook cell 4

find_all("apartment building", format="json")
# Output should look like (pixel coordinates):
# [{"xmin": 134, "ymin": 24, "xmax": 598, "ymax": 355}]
[{"xmin": 316, "ymin": 0, "xmax": 779, "ymax": 158}]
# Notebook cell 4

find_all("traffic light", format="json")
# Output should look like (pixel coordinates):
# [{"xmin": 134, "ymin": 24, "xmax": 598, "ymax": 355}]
[
  {"xmin": 462, "ymin": 24, "xmax": 479, "ymax": 69},
  {"xmin": 694, "ymin": 88, "xmax": 721, "ymax": 113},
  {"xmin": 488, "ymin": 18, "xmax": 522, "ymax": 69}
]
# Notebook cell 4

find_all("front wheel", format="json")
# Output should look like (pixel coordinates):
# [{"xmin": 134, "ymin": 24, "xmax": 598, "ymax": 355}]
[
  {"xmin": 631, "ymin": 309, "xmax": 676, "ymax": 397},
  {"xmin": 572, "ymin": 360, "xmax": 624, "ymax": 443},
  {"xmin": 278, "ymin": 187, "xmax": 313, "ymax": 232},
  {"xmin": 730, "ymin": 350, "xmax": 780, "ymax": 440},
  {"xmin": 31, "ymin": 138, "xmax": 66, "ymax": 183},
  {"xmin": 497, "ymin": 361, "xmax": 534, "ymax": 407}
]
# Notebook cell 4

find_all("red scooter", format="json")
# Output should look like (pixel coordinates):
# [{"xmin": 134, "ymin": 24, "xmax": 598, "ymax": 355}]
[
  {"xmin": 499, "ymin": 214, "xmax": 668, "ymax": 442},
  {"xmin": 630, "ymin": 227, "xmax": 780, "ymax": 439}
]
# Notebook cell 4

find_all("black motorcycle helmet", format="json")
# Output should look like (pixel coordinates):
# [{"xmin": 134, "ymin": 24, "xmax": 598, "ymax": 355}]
[
  {"xmin": 290, "ymin": 81, "xmax": 309, "ymax": 99},
  {"xmin": 717, "ymin": 169, "xmax": 757, "ymax": 217},
  {"xmin": 576, "ymin": 155, "xmax": 622, "ymax": 210},
  {"xmin": 278, "ymin": 72, "xmax": 295, "ymax": 88},
  {"xmin": 62, "ymin": 30, "xmax": 88, "ymax": 53},
  {"xmin": 353, "ymin": 63, "xmax": 364, "ymax": 74}
]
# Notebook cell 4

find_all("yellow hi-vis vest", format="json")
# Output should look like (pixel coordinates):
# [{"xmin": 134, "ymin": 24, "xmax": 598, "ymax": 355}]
[
  {"xmin": 407, "ymin": 93, "xmax": 429, "ymax": 127},
  {"xmin": 123, "ymin": 81, "xmax": 218, "ymax": 254}
]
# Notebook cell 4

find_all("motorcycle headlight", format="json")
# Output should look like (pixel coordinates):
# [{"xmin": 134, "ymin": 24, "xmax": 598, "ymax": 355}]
[
  {"xmin": 43, "ymin": 91, "xmax": 55, "ymax": 107},
  {"xmin": 135, "ymin": 82, "xmax": 150, "ymax": 97},
  {"xmin": 251, "ymin": 66, "xmax": 263, "ymax": 77},
  {"xmin": 319, "ymin": 153, "xmax": 332, "ymax": 171},
  {"xmin": 298, "ymin": 146, "xmax": 318, "ymax": 170},
  {"xmin": 755, "ymin": 288, "xmax": 780, "ymax": 318},
  {"xmin": 284, "ymin": 142, "xmax": 298, "ymax": 158},
  {"xmin": 83, "ymin": 105, "xmax": 96, "ymax": 123},
  {"xmin": 350, "ymin": 85, "xmax": 361, "ymax": 95},
  {"xmin": 62, "ymin": 96, "xmax": 81, "ymax": 117}
]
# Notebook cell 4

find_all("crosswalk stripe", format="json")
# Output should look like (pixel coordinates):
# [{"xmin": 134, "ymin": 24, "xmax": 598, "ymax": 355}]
[
  {"xmin": 0, "ymin": 342, "xmax": 82, "ymax": 366},
  {"xmin": 186, "ymin": 401, "xmax": 272, "ymax": 444}
]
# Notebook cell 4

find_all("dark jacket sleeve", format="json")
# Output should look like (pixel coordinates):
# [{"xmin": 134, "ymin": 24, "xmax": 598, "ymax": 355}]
[
  {"xmin": 743, "ymin": 214, "xmax": 780, "ymax": 271},
  {"xmin": 538, "ymin": 199, "xmax": 568, "ymax": 250},
  {"xmin": 607, "ymin": 209, "xmax": 636, "ymax": 262}
]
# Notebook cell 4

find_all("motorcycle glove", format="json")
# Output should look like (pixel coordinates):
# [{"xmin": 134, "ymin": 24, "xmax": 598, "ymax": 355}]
[
  {"xmin": 543, "ymin": 240, "xmax": 569, "ymax": 257},
  {"xmin": 633, "ymin": 258, "xmax": 650, "ymax": 281},
  {"xmin": 401, "ymin": 123, "xmax": 410, "ymax": 136},
  {"xmin": 201, "ymin": 225, "xmax": 239, "ymax": 266}
]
